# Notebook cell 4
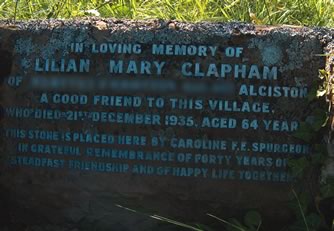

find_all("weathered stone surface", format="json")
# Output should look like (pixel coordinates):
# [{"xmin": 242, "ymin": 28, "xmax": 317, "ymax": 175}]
[{"xmin": 0, "ymin": 19, "xmax": 333, "ymax": 230}]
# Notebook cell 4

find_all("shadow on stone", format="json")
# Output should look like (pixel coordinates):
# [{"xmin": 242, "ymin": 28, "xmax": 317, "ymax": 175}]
[
  {"xmin": 0, "ymin": 105, "xmax": 4, "ymax": 121},
  {"xmin": 0, "ymin": 50, "xmax": 12, "ymax": 85}
]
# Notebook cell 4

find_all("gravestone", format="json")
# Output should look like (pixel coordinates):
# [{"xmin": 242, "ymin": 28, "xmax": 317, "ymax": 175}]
[{"xmin": 0, "ymin": 19, "xmax": 333, "ymax": 230}]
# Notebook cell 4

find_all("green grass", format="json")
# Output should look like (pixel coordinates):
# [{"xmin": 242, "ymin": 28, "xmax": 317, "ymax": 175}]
[{"xmin": 0, "ymin": 0, "xmax": 333, "ymax": 26}]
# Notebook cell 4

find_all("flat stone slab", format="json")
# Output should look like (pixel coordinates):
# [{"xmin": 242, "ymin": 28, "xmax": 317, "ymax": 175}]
[{"xmin": 0, "ymin": 19, "xmax": 333, "ymax": 230}]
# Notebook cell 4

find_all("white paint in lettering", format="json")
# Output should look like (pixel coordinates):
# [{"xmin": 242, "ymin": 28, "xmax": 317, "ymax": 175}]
[
  {"xmin": 35, "ymin": 58, "xmax": 90, "ymax": 73},
  {"xmin": 231, "ymin": 141, "xmax": 247, "ymax": 151},
  {"xmin": 40, "ymin": 93, "xmax": 48, "ymax": 103},
  {"xmin": 91, "ymin": 43, "xmax": 141, "ymax": 54},
  {"xmin": 209, "ymin": 46, "xmax": 217, "ymax": 56},
  {"xmin": 201, "ymin": 117, "xmax": 237, "ymax": 129},
  {"xmin": 152, "ymin": 44, "xmax": 218, "ymax": 56},
  {"xmin": 263, "ymin": 120, "xmax": 299, "ymax": 132},
  {"xmin": 109, "ymin": 60, "xmax": 165, "ymax": 75},
  {"xmin": 180, "ymin": 63, "xmax": 278, "ymax": 79}
]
